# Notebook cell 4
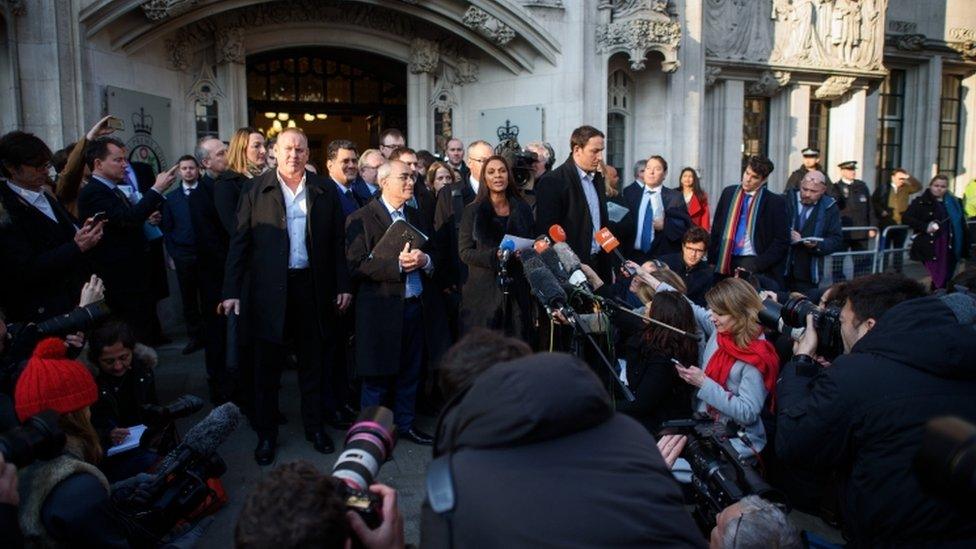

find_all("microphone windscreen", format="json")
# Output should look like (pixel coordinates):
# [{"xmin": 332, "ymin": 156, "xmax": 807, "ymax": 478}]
[
  {"xmin": 525, "ymin": 263, "xmax": 568, "ymax": 309},
  {"xmin": 548, "ymin": 224, "xmax": 567, "ymax": 243},
  {"xmin": 500, "ymin": 239, "xmax": 516, "ymax": 252},
  {"xmin": 552, "ymin": 242, "xmax": 582, "ymax": 273},
  {"xmin": 538, "ymin": 247, "xmax": 570, "ymax": 283},
  {"xmin": 180, "ymin": 402, "xmax": 243, "ymax": 456},
  {"xmin": 594, "ymin": 227, "xmax": 620, "ymax": 253}
]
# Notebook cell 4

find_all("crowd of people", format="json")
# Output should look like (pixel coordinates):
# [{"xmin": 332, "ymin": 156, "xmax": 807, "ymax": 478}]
[{"xmin": 1, "ymin": 115, "xmax": 975, "ymax": 548}]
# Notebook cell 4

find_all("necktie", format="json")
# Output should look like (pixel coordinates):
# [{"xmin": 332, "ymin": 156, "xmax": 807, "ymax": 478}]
[
  {"xmin": 798, "ymin": 205, "xmax": 812, "ymax": 229},
  {"xmin": 640, "ymin": 190, "xmax": 656, "ymax": 253},
  {"xmin": 392, "ymin": 210, "xmax": 423, "ymax": 298},
  {"xmin": 733, "ymin": 194, "xmax": 753, "ymax": 255},
  {"xmin": 113, "ymin": 187, "xmax": 130, "ymax": 206}
]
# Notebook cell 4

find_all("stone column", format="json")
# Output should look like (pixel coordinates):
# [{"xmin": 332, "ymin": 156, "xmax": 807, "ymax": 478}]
[
  {"xmin": 921, "ymin": 55, "xmax": 943, "ymax": 180},
  {"xmin": 215, "ymin": 27, "xmax": 247, "ymax": 140},
  {"xmin": 407, "ymin": 71, "xmax": 434, "ymax": 150},
  {"xmin": 767, "ymin": 89, "xmax": 792, "ymax": 187},
  {"xmin": 958, "ymin": 72, "xmax": 976, "ymax": 196},
  {"xmin": 862, "ymin": 86, "xmax": 880, "ymax": 190},
  {"xmin": 787, "ymin": 85, "xmax": 811, "ymax": 177},
  {"xmin": 703, "ymin": 79, "xmax": 744, "ymax": 200},
  {"xmin": 827, "ymin": 88, "xmax": 867, "ymax": 184},
  {"xmin": 669, "ymin": 0, "xmax": 705, "ymax": 175}
]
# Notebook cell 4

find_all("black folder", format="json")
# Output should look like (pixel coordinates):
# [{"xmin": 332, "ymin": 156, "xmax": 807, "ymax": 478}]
[{"xmin": 372, "ymin": 218, "xmax": 429, "ymax": 259}]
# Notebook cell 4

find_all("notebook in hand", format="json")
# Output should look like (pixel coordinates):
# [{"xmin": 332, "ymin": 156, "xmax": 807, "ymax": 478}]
[{"xmin": 372, "ymin": 218, "xmax": 429, "ymax": 259}]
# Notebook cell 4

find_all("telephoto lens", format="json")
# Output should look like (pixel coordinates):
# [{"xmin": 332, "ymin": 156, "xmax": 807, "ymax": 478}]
[
  {"xmin": 332, "ymin": 406, "xmax": 397, "ymax": 491},
  {"xmin": 0, "ymin": 409, "xmax": 66, "ymax": 467}
]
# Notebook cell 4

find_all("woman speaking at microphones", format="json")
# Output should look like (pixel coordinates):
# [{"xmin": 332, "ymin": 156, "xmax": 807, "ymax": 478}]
[{"xmin": 457, "ymin": 156, "xmax": 535, "ymax": 341}]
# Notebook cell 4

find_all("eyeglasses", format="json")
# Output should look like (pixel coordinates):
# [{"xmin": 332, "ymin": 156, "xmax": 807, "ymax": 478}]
[
  {"xmin": 683, "ymin": 245, "xmax": 706, "ymax": 254},
  {"xmin": 469, "ymin": 157, "xmax": 489, "ymax": 164}
]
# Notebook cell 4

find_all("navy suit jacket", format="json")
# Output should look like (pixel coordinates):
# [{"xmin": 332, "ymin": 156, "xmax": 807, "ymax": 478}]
[
  {"xmin": 619, "ymin": 184, "xmax": 691, "ymax": 263},
  {"xmin": 708, "ymin": 184, "xmax": 790, "ymax": 283},
  {"xmin": 351, "ymin": 176, "xmax": 378, "ymax": 205}
]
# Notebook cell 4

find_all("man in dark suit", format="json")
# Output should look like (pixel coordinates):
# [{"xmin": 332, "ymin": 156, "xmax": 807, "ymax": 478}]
[
  {"xmin": 345, "ymin": 159, "xmax": 436, "ymax": 445},
  {"xmin": 0, "ymin": 131, "xmax": 103, "ymax": 322},
  {"xmin": 831, "ymin": 160, "xmax": 876, "ymax": 279},
  {"xmin": 390, "ymin": 147, "xmax": 435, "ymax": 228},
  {"xmin": 195, "ymin": 136, "xmax": 229, "ymax": 187},
  {"xmin": 77, "ymin": 137, "xmax": 177, "ymax": 340},
  {"xmin": 709, "ymin": 155, "xmax": 789, "ymax": 287},
  {"xmin": 352, "ymin": 148, "xmax": 383, "ymax": 204},
  {"xmin": 619, "ymin": 155, "xmax": 691, "ymax": 263},
  {"xmin": 445, "ymin": 137, "xmax": 470, "ymax": 182},
  {"xmin": 221, "ymin": 128, "xmax": 352, "ymax": 465},
  {"xmin": 326, "ymin": 139, "xmax": 367, "ymax": 216},
  {"xmin": 535, "ymin": 125, "xmax": 612, "ymax": 280},
  {"xmin": 783, "ymin": 170, "xmax": 844, "ymax": 291}
]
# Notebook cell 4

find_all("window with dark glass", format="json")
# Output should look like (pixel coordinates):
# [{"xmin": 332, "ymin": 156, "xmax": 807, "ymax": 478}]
[
  {"xmin": 743, "ymin": 97, "xmax": 770, "ymax": 160},
  {"xmin": 876, "ymin": 69, "xmax": 906, "ymax": 188},
  {"xmin": 808, "ymin": 99, "xmax": 830, "ymax": 167},
  {"xmin": 606, "ymin": 112, "xmax": 626, "ymax": 170},
  {"xmin": 194, "ymin": 100, "xmax": 218, "ymax": 140},
  {"xmin": 937, "ymin": 74, "xmax": 963, "ymax": 179},
  {"xmin": 606, "ymin": 69, "xmax": 631, "ymax": 173}
]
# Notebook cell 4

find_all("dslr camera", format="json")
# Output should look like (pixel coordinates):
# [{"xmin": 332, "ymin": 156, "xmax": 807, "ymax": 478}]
[
  {"xmin": 332, "ymin": 406, "xmax": 397, "ymax": 528},
  {"xmin": 758, "ymin": 296, "xmax": 843, "ymax": 360},
  {"xmin": 660, "ymin": 416, "xmax": 787, "ymax": 534}
]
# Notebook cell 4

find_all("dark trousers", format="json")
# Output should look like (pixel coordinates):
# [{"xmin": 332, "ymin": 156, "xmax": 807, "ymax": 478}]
[
  {"xmin": 361, "ymin": 299, "xmax": 423, "ymax": 431},
  {"xmin": 252, "ymin": 269, "xmax": 332, "ymax": 440},
  {"xmin": 880, "ymin": 227, "xmax": 908, "ymax": 272},
  {"xmin": 173, "ymin": 255, "xmax": 204, "ymax": 339}
]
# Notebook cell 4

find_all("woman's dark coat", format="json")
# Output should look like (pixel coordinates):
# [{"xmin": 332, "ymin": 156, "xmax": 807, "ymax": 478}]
[
  {"xmin": 903, "ymin": 189, "xmax": 969, "ymax": 262},
  {"xmin": 616, "ymin": 336, "xmax": 695, "ymax": 434}
]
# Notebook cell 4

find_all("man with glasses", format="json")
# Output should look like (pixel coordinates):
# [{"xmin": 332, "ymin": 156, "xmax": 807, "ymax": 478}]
[
  {"xmin": 0, "ymin": 131, "xmax": 105, "ymax": 323},
  {"xmin": 659, "ymin": 226, "xmax": 714, "ymax": 306},
  {"xmin": 378, "ymin": 128, "xmax": 406, "ymax": 160}
]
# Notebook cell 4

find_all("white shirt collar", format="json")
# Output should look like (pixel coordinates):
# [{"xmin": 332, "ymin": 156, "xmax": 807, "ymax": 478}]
[
  {"xmin": 6, "ymin": 181, "xmax": 47, "ymax": 204},
  {"xmin": 276, "ymin": 170, "xmax": 307, "ymax": 195},
  {"xmin": 575, "ymin": 165, "xmax": 594, "ymax": 181},
  {"xmin": 380, "ymin": 197, "xmax": 406, "ymax": 216},
  {"xmin": 92, "ymin": 174, "xmax": 121, "ymax": 189},
  {"xmin": 468, "ymin": 175, "xmax": 480, "ymax": 194},
  {"xmin": 182, "ymin": 180, "xmax": 198, "ymax": 192}
]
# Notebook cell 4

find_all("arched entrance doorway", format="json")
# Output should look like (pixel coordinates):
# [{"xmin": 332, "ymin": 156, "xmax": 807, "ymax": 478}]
[{"xmin": 246, "ymin": 47, "xmax": 407, "ymax": 169}]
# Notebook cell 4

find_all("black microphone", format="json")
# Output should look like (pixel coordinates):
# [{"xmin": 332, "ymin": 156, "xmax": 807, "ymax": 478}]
[
  {"xmin": 154, "ymin": 402, "xmax": 243, "ymax": 473},
  {"xmin": 523, "ymin": 256, "xmax": 570, "ymax": 314},
  {"xmin": 552, "ymin": 242, "xmax": 594, "ymax": 292},
  {"xmin": 537, "ymin": 247, "xmax": 571, "ymax": 284}
]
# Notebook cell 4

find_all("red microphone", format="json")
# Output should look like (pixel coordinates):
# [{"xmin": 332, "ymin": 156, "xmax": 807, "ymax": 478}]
[
  {"xmin": 533, "ymin": 235, "xmax": 551, "ymax": 254},
  {"xmin": 594, "ymin": 227, "xmax": 636, "ymax": 275},
  {"xmin": 548, "ymin": 224, "xmax": 567, "ymax": 244}
]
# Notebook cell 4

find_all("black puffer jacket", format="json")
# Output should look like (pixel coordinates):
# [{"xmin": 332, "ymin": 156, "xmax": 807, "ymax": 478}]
[
  {"xmin": 776, "ymin": 293, "xmax": 976, "ymax": 546},
  {"xmin": 420, "ymin": 353, "xmax": 704, "ymax": 549}
]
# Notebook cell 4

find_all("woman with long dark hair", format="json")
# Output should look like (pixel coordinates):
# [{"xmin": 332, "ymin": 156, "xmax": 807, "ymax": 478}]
[
  {"xmin": 904, "ymin": 175, "xmax": 969, "ymax": 289},
  {"xmin": 678, "ymin": 167, "xmax": 710, "ymax": 231},
  {"xmin": 617, "ymin": 291, "xmax": 698, "ymax": 433},
  {"xmin": 457, "ymin": 156, "xmax": 535, "ymax": 340},
  {"xmin": 214, "ymin": 127, "xmax": 267, "ymax": 236}
]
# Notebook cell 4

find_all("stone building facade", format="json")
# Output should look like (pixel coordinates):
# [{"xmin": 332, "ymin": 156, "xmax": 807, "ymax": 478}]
[{"xmin": 2, "ymin": 0, "xmax": 975, "ymax": 202}]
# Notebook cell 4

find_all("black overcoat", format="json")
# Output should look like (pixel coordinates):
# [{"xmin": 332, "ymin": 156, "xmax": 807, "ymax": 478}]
[{"xmin": 617, "ymin": 184, "xmax": 691, "ymax": 262}]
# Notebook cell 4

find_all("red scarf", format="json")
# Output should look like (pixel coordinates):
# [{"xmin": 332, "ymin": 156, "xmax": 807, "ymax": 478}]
[{"xmin": 705, "ymin": 330, "xmax": 781, "ymax": 411}]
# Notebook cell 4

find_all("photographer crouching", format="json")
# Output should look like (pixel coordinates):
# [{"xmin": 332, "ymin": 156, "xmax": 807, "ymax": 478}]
[{"xmin": 775, "ymin": 273, "xmax": 976, "ymax": 545}]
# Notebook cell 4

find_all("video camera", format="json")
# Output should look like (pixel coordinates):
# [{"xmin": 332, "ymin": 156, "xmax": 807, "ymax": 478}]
[
  {"xmin": 0, "ymin": 410, "xmax": 66, "ymax": 467},
  {"xmin": 495, "ymin": 139, "xmax": 537, "ymax": 188},
  {"xmin": 332, "ymin": 406, "xmax": 397, "ymax": 528},
  {"xmin": 758, "ymin": 296, "xmax": 843, "ymax": 360},
  {"xmin": 660, "ymin": 416, "xmax": 788, "ymax": 534}
]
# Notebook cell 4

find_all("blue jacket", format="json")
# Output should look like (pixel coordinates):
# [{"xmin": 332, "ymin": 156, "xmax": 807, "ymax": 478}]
[{"xmin": 783, "ymin": 189, "xmax": 843, "ymax": 285}]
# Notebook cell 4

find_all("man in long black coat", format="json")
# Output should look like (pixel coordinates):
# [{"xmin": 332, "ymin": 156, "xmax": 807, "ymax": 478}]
[
  {"xmin": 345, "ymin": 159, "xmax": 437, "ymax": 445},
  {"xmin": 221, "ymin": 128, "xmax": 352, "ymax": 465},
  {"xmin": 535, "ymin": 126, "xmax": 611, "ymax": 280}
]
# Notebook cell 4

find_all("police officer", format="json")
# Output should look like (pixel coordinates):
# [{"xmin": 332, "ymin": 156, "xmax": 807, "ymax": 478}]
[
  {"xmin": 785, "ymin": 147, "xmax": 832, "ymax": 191},
  {"xmin": 831, "ymin": 160, "xmax": 875, "ymax": 279}
]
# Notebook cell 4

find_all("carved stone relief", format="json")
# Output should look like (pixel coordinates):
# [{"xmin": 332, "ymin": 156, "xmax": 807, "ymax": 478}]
[
  {"xmin": 949, "ymin": 28, "xmax": 976, "ymax": 61},
  {"xmin": 6, "ymin": 0, "xmax": 25, "ymax": 16},
  {"xmin": 215, "ymin": 26, "xmax": 245, "ymax": 64},
  {"xmin": 165, "ymin": 38, "xmax": 191, "ymax": 71},
  {"xmin": 409, "ymin": 38, "xmax": 440, "ymax": 75},
  {"xmin": 462, "ymin": 6, "xmax": 516, "ymax": 46},
  {"xmin": 141, "ymin": 0, "xmax": 203, "ymax": 22},
  {"xmin": 454, "ymin": 57, "xmax": 480, "ymax": 85},
  {"xmin": 596, "ymin": 0, "xmax": 682, "ymax": 72},
  {"xmin": 894, "ymin": 34, "xmax": 925, "ymax": 52},
  {"xmin": 705, "ymin": 66, "xmax": 722, "ymax": 87},
  {"xmin": 705, "ymin": 0, "xmax": 887, "ymax": 74},
  {"xmin": 747, "ymin": 70, "xmax": 791, "ymax": 96},
  {"xmin": 522, "ymin": 0, "xmax": 564, "ymax": 8},
  {"xmin": 814, "ymin": 75, "xmax": 856, "ymax": 100},
  {"xmin": 186, "ymin": 63, "xmax": 224, "ymax": 106}
]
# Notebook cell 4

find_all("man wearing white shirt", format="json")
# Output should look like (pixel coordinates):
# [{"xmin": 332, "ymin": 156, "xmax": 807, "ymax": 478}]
[
  {"xmin": 0, "ymin": 130, "xmax": 104, "ymax": 322},
  {"xmin": 221, "ymin": 128, "xmax": 353, "ymax": 465},
  {"xmin": 620, "ymin": 155, "xmax": 691, "ymax": 263}
]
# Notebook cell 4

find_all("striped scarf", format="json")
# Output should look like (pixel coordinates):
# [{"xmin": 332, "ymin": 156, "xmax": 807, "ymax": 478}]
[{"xmin": 715, "ymin": 187, "xmax": 763, "ymax": 275}]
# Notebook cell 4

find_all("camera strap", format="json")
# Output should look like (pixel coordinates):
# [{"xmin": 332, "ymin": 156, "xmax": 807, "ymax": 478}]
[{"xmin": 426, "ymin": 454, "xmax": 456, "ymax": 514}]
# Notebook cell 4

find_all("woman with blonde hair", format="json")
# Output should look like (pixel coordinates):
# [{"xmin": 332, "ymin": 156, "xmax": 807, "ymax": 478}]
[
  {"xmin": 214, "ymin": 127, "xmax": 267, "ymax": 235},
  {"xmin": 630, "ymin": 264, "xmax": 779, "ymax": 457},
  {"xmin": 426, "ymin": 161, "xmax": 455, "ymax": 195}
]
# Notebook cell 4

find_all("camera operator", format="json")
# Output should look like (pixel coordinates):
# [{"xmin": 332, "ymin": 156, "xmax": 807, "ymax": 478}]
[
  {"xmin": 630, "ymin": 264, "xmax": 779, "ymax": 459},
  {"xmin": 776, "ymin": 273, "xmax": 976, "ymax": 545},
  {"xmin": 234, "ymin": 460, "xmax": 404, "ymax": 549},
  {"xmin": 0, "ymin": 453, "xmax": 22, "ymax": 547},
  {"xmin": 421, "ymin": 330, "xmax": 704, "ymax": 548},
  {"xmin": 13, "ymin": 337, "xmax": 130, "ymax": 547}
]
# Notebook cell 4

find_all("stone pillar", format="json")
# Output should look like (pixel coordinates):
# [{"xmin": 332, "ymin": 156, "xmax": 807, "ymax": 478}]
[
  {"xmin": 703, "ymin": 79, "xmax": 744, "ymax": 201},
  {"xmin": 767, "ymin": 89, "xmax": 792, "ymax": 187},
  {"xmin": 862, "ymin": 86, "xmax": 880, "ymax": 191},
  {"xmin": 921, "ymin": 55, "xmax": 943, "ymax": 180},
  {"xmin": 827, "ymin": 88, "xmax": 867, "ymax": 184},
  {"xmin": 958, "ymin": 72, "xmax": 976, "ymax": 196},
  {"xmin": 407, "ymin": 71, "xmax": 433, "ymax": 150},
  {"xmin": 215, "ymin": 27, "xmax": 247, "ymax": 139},
  {"xmin": 787, "ymin": 85, "xmax": 811, "ymax": 176},
  {"xmin": 669, "ymin": 0, "xmax": 705, "ymax": 175}
]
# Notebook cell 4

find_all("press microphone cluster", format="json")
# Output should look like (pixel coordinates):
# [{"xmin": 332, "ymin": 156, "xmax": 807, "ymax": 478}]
[{"xmin": 594, "ymin": 227, "xmax": 637, "ymax": 276}]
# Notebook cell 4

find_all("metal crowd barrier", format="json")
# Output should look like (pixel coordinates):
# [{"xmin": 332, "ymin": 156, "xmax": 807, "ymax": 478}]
[
  {"xmin": 874, "ymin": 224, "xmax": 916, "ymax": 274},
  {"xmin": 822, "ymin": 226, "xmax": 880, "ymax": 286}
]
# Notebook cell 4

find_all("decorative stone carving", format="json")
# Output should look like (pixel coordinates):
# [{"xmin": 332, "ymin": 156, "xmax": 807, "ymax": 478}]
[
  {"xmin": 705, "ymin": 0, "xmax": 887, "ymax": 74},
  {"xmin": 949, "ymin": 28, "xmax": 976, "ymax": 61},
  {"xmin": 705, "ymin": 66, "xmax": 722, "ymax": 87},
  {"xmin": 894, "ymin": 34, "xmax": 925, "ymax": 51},
  {"xmin": 454, "ymin": 57, "xmax": 479, "ymax": 85},
  {"xmin": 409, "ymin": 38, "xmax": 440, "ymax": 75},
  {"xmin": 462, "ymin": 6, "xmax": 516, "ymax": 46},
  {"xmin": 747, "ymin": 70, "xmax": 791, "ymax": 96},
  {"xmin": 597, "ymin": 1, "xmax": 682, "ymax": 72},
  {"xmin": 141, "ymin": 0, "xmax": 203, "ymax": 22},
  {"xmin": 165, "ymin": 38, "xmax": 191, "ymax": 71},
  {"xmin": 186, "ymin": 63, "xmax": 224, "ymax": 106},
  {"xmin": 814, "ymin": 75, "xmax": 856, "ymax": 100},
  {"xmin": 522, "ymin": 0, "xmax": 564, "ymax": 8},
  {"xmin": 215, "ymin": 27, "xmax": 245, "ymax": 64},
  {"xmin": 6, "ymin": 0, "xmax": 25, "ymax": 16}
]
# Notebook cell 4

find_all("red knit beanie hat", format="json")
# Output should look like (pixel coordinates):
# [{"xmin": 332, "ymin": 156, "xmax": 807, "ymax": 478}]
[{"xmin": 14, "ymin": 337, "xmax": 98, "ymax": 422}]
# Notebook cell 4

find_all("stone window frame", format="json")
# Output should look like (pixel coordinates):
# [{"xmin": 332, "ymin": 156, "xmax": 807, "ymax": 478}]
[
  {"xmin": 606, "ymin": 67, "xmax": 634, "ymax": 174},
  {"xmin": 742, "ymin": 96, "xmax": 770, "ymax": 161},
  {"xmin": 808, "ymin": 99, "xmax": 830, "ymax": 169},
  {"xmin": 876, "ymin": 69, "xmax": 906, "ymax": 189},
  {"xmin": 937, "ymin": 73, "xmax": 963, "ymax": 180}
]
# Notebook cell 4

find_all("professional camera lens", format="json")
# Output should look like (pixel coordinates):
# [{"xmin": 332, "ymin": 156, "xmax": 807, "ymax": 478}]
[
  {"xmin": 332, "ymin": 406, "xmax": 396, "ymax": 491},
  {"xmin": 758, "ymin": 299, "xmax": 784, "ymax": 331},
  {"xmin": 35, "ymin": 302, "xmax": 110, "ymax": 336},
  {"xmin": 142, "ymin": 394, "xmax": 205, "ymax": 426},
  {"xmin": 780, "ymin": 297, "xmax": 821, "ymax": 329},
  {"xmin": 0, "ymin": 409, "xmax": 66, "ymax": 467}
]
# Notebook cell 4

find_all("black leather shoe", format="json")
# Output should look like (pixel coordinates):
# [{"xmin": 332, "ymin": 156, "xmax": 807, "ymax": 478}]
[
  {"xmin": 401, "ymin": 427, "xmax": 433, "ymax": 445},
  {"xmin": 324, "ymin": 409, "xmax": 353, "ymax": 430},
  {"xmin": 306, "ymin": 430, "xmax": 335, "ymax": 454},
  {"xmin": 254, "ymin": 438, "xmax": 276, "ymax": 466}
]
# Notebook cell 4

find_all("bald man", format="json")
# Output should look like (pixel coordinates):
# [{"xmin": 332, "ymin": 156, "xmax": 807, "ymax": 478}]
[
  {"xmin": 783, "ymin": 170, "xmax": 843, "ymax": 291},
  {"xmin": 222, "ymin": 128, "xmax": 352, "ymax": 464}
]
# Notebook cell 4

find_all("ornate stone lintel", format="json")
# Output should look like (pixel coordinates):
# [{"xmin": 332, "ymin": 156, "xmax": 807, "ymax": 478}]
[
  {"xmin": 705, "ymin": 66, "xmax": 722, "ymax": 87},
  {"xmin": 186, "ymin": 63, "xmax": 224, "ymax": 106},
  {"xmin": 597, "ymin": 18, "xmax": 682, "ymax": 72},
  {"xmin": 949, "ymin": 28, "xmax": 976, "ymax": 61},
  {"xmin": 747, "ymin": 70, "xmax": 791, "ymax": 97},
  {"xmin": 454, "ymin": 57, "xmax": 479, "ymax": 85},
  {"xmin": 462, "ymin": 6, "xmax": 516, "ymax": 46},
  {"xmin": 165, "ymin": 38, "xmax": 191, "ymax": 71},
  {"xmin": 522, "ymin": 0, "xmax": 564, "ymax": 8},
  {"xmin": 141, "ymin": 0, "xmax": 203, "ymax": 22},
  {"xmin": 215, "ymin": 27, "xmax": 245, "ymax": 65},
  {"xmin": 408, "ymin": 38, "xmax": 440, "ymax": 75},
  {"xmin": 814, "ymin": 76, "xmax": 856, "ymax": 101},
  {"xmin": 895, "ymin": 34, "xmax": 926, "ymax": 52}
]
